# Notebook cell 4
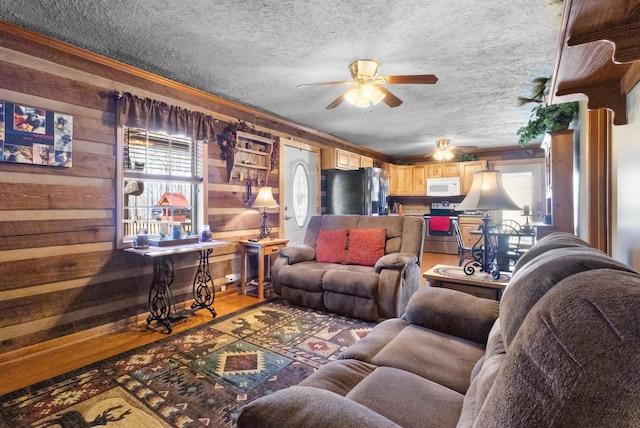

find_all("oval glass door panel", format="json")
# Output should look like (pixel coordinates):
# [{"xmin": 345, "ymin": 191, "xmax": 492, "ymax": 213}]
[{"xmin": 293, "ymin": 163, "xmax": 309, "ymax": 227}]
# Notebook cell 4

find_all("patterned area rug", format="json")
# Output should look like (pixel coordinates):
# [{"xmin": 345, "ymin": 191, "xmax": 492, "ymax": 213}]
[{"xmin": 0, "ymin": 298, "xmax": 375, "ymax": 427}]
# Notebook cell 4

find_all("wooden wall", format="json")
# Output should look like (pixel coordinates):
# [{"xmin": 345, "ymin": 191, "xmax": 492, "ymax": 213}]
[{"xmin": 0, "ymin": 23, "xmax": 386, "ymax": 354}]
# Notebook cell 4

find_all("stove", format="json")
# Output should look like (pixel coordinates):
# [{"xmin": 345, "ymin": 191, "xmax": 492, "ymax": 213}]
[
  {"xmin": 423, "ymin": 201, "xmax": 462, "ymax": 254},
  {"xmin": 428, "ymin": 201, "xmax": 462, "ymax": 218}
]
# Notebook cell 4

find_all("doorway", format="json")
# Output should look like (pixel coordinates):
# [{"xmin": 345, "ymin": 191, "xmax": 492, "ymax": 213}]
[{"xmin": 282, "ymin": 143, "xmax": 319, "ymax": 244}]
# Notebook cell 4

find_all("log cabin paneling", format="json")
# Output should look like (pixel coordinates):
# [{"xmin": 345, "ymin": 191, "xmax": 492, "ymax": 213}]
[
  {"xmin": 0, "ymin": 218, "xmax": 115, "ymax": 251},
  {"xmin": 0, "ymin": 147, "xmax": 115, "ymax": 179},
  {"xmin": 0, "ymin": 183, "xmax": 114, "ymax": 210},
  {"xmin": 0, "ymin": 60, "xmax": 112, "ymax": 111},
  {"xmin": 0, "ymin": 22, "xmax": 388, "ymax": 356}
]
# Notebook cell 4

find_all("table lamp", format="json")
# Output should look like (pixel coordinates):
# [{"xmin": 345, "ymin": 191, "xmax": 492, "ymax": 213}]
[
  {"xmin": 521, "ymin": 205, "xmax": 532, "ymax": 232},
  {"xmin": 457, "ymin": 170, "xmax": 521, "ymax": 279},
  {"xmin": 252, "ymin": 186, "xmax": 279, "ymax": 240}
]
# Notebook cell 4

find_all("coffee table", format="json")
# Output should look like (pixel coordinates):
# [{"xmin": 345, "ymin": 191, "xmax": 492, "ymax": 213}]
[{"xmin": 423, "ymin": 264, "xmax": 510, "ymax": 300}]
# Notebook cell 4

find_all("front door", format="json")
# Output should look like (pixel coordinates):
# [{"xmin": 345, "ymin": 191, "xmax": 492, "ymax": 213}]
[{"xmin": 283, "ymin": 144, "xmax": 318, "ymax": 245}]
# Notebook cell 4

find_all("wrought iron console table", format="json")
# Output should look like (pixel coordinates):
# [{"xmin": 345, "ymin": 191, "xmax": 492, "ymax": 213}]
[{"xmin": 125, "ymin": 240, "xmax": 228, "ymax": 333}]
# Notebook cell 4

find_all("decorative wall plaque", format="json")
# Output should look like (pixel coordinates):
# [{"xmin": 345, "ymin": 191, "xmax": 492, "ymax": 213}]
[{"xmin": 0, "ymin": 100, "xmax": 73, "ymax": 168}]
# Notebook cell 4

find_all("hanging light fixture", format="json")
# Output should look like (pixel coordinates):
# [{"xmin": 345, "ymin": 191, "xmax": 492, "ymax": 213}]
[
  {"xmin": 344, "ymin": 83, "xmax": 386, "ymax": 108},
  {"xmin": 433, "ymin": 139, "xmax": 455, "ymax": 162}
]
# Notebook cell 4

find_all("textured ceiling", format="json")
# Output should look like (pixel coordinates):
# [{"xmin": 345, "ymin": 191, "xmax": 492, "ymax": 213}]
[{"xmin": 0, "ymin": 0, "xmax": 563, "ymax": 158}]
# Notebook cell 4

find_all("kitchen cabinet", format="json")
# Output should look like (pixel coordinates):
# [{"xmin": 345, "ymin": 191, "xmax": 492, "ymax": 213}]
[
  {"xmin": 459, "ymin": 160, "xmax": 487, "ymax": 194},
  {"xmin": 427, "ymin": 164, "xmax": 442, "ymax": 178},
  {"xmin": 388, "ymin": 160, "xmax": 490, "ymax": 196},
  {"xmin": 412, "ymin": 165, "xmax": 427, "ymax": 196},
  {"xmin": 388, "ymin": 165, "xmax": 426, "ymax": 195},
  {"xmin": 443, "ymin": 163, "xmax": 459, "ymax": 177},
  {"xmin": 458, "ymin": 215, "xmax": 484, "ymax": 247},
  {"xmin": 388, "ymin": 164, "xmax": 457, "ymax": 196},
  {"xmin": 427, "ymin": 162, "xmax": 458, "ymax": 178},
  {"xmin": 322, "ymin": 147, "xmax": 369, "ymax": 170},
  {"xmin": 360, "ymin": 155, "xmax": 374, "ymax": 168},
  {"xmin": 395, "ymin": 165, "xmax": 413, "ymax": 195},
  {"xmin": 387, "ymin": 163, "xmax": 397, "ymax": 195}
]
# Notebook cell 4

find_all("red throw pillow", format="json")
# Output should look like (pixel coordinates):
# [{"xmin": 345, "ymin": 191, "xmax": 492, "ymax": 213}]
[
  {"xmin": 346, "ymin": 228, "xmax": 386, "ymax": 266},
  {"xmin": 315, "ymin": 228, "xmax": 348, "ymax": 263}
]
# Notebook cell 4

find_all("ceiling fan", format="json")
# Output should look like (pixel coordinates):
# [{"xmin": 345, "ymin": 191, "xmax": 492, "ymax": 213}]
[
  {"xmin": 426, "ymin": 139, "xmax": 477, "ymax": 162},
  {"xmin": 298, "ymin": 59, "xmax": 438, "ymax": 109}
]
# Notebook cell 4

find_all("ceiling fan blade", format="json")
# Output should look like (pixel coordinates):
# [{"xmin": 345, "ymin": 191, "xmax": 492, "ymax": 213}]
[
  {"xmin": 377, "ymin": 86, "xmax": 403, "ymax": 107},
  {"xmin": 297, "ymin": 80, "xmax": 355, "ymax": 88},
  {"xmin": 326, "ymin": 93, "xmax": 346, "ymax": 109},
  {"xmin": 381, "ymin": 74, "xmax": 439, "ymax": 85}
]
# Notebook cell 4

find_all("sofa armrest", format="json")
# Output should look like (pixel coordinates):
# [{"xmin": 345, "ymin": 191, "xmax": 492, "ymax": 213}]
[
  {"xmin": 278, "ymin": 244, "xmax": 315, "ymax": 264},
  {"xmin": 237, "ymin": 386, "xmax": 400, "ymax": 428},
  {"xmin": 374, "ymin": 252, "xmax": 418, "ymax": 273},
  {"xmin": 405, "ymin": 287, "xmax": 499, "ymax": 345}
]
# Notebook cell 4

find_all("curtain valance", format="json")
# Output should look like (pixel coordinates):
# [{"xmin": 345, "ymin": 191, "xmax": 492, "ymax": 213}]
[{"xmin": 117, "ymin": 92, "xmax": 216, "ymax": 141}]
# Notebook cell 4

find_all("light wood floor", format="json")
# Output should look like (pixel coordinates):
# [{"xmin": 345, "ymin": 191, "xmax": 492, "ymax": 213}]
[{"xmin": 0, "ymin": 252, "xmax": 458, "ymax": 396}]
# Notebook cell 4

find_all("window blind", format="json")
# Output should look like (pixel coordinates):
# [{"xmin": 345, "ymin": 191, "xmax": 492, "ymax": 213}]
[
  {"xmin": 122, "ymin": 127, "xmax": 203, "ymax": 238},
  {"xmin": 501, "ymin": 172, "xmax": 532, "ymax": 223}
]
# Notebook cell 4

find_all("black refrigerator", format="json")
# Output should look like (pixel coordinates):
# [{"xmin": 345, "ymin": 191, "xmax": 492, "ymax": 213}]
[{"xmin": 326, "ymin": 167, "xmax": 388, "ymax": 215}]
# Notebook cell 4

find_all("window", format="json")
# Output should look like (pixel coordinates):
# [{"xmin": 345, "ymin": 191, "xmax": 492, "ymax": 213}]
[
  {"xmin": 119, "ymin": 126, "xmax": 204, "ymax": 244},
  {"xmin": 501, "ymin": 171, "xmax": 533, "ymax": 224},
  {"xmin": 292, "ymin": 163, "xmax": 309, "ymax": 227}
]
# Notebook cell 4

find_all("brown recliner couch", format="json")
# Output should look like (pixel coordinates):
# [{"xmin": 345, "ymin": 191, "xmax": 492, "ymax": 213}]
[
  {"xmin": 271, "ymin": 214, "xmax": 425, "ymax": 321},
  {"xmin": 238, "ymin": 232, "xmax": 640, "ymax": 427}
]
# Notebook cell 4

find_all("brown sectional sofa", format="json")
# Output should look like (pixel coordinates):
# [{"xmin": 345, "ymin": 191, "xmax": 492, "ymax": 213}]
[
  {"xmin": 238, "ymin": 232, "xmax": 640, "ymax": 427},
  {"xmin": 271, "ymin": 214, "xmax": 425, "ymax": 321}
]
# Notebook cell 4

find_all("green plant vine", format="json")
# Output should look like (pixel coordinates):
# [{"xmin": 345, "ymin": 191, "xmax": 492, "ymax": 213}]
[{"xmin": 517, "ymin": 76, "xmax": 579, "ymax": 146}]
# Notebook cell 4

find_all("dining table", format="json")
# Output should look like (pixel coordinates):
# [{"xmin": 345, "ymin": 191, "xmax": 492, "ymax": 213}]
[{"xmin": 470, "ymin": 227, "xmax": 536, "ymax": 272}]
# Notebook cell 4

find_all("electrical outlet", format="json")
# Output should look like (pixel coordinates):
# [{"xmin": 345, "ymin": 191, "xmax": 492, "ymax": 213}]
[
  {"xmin": 225, "ymin": 274, "xmax": 236, "ymax": 284},
  {"xmin": 221, "ymin": 285, "xmax": 226, "ymax": 292}
]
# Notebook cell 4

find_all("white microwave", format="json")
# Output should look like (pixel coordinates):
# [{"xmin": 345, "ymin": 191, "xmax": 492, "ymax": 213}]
[{"xmin": 426, "ymin": 177, "xmax": 461, "ymax": 196}]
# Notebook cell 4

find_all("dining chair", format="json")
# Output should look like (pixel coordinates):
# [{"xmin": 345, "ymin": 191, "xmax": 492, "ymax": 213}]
[
  {"xmin": 452, "ymin": 219, "xmax": 473, "ymax": 267},
  {"xmin": 501, "ymin": 219, "xmax": 535, "ymax": 255},
  {"xmin": 490, "ymin": 222, "xmax": 522, "ymax": 271},
  {"xmin": 498, "ymin": 219, "xmax": 522, "ymax": 231}
]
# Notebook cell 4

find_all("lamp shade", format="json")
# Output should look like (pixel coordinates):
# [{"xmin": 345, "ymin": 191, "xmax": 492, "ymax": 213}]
[
  {"xmin": 457, "ymin": 170, "xmax": 521, "ymax": 211},
  {"xmin": 252, "ymin": 186, "xmax": 279, "ymax": 209}
]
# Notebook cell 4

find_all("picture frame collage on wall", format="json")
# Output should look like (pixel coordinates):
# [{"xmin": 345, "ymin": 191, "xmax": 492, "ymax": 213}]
[{"xmin": 0, "ymin": 100, "xmax": 73, "ymax": 168}]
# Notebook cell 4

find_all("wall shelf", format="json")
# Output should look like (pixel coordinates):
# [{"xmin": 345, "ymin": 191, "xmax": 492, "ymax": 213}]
[
  {"xmin": 226, "ymin": 130, "xmax": 274, "ymax": 184},
  {"xmin": 550, "ymin": 0, "xmax": 640, "ymax": 125}
]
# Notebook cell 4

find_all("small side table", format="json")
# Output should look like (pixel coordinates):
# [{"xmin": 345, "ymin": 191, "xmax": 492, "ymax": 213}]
[
  {"xmin": 423, "ymin": 264, "xmax": 509, "ymax": 301},
  {"xmin": 240, "ymin": 238, "xmax": 289, "ymax": 300}
]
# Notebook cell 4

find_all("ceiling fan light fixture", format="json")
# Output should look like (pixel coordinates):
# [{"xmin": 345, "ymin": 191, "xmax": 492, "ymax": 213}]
[
  {"xmin": 432, "ymin": 138, "xmax": 455, "ymax": 161},
  {"xmin": 301, "ymin": 59, "xmax": 437, "ymax": 110},
  {"xmin": 436, "ymin": 138, "xmax": 450, "ymax": 149},
  {"xmin": 344, "ymin": 84, "xmax": 386, "ymax": 108},
  {"xmin": 349, "ymin": 59, "xmax": 380, "ymax": 80},
  {"xmin": 433, "ymin": 149, "xmax": 453, "ymax": 161}
]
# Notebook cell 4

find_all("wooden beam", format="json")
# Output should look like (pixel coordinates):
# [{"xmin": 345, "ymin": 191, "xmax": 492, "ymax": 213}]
[
  {"xmin": 549, "ymin": 0, "xmax": 640, "ymax": 125},
  {"xmin": 568, "ymin": 19, "xmax": 640, "ymax": 64},
  {"xmin": 585, "ymin": 109, "xmax": 612, "ymax": 253},
  {"xmin": 556, "ymin": 79, "xmax": 628, "ymax": 125}
]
